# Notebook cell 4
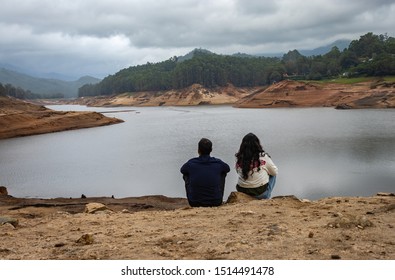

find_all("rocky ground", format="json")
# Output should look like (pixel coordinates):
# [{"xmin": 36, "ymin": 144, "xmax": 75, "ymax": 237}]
[
  {"xmin": 0, "ymin": 96, "xmax": 123, "ymax": 139},
  {"xmin": 1, "ymin": 190, "xmax": 394, "ymax": 260}
]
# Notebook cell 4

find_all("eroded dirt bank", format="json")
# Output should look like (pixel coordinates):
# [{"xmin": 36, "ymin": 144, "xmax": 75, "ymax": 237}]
[
  {"xmin": 0, "ymin": 96, "xmax": 123, "ymax": 139},
  {"xmin": 69, "ymin": 80, "xmax": 395, "ymax": 109},
  {"xmin": 235, "ymin": 80, "xmax": 395, "ymax": 109}
]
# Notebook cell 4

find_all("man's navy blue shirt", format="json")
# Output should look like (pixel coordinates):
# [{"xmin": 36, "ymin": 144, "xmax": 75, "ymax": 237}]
[{"xmin": 180, "ymin": 155, "xmax": 230, "ymax": 207}]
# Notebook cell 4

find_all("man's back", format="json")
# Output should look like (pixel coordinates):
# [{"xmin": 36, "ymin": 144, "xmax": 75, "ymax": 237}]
[{"xmin": 181, "ymin": 154, "xmax": 230, "ymax": 207}]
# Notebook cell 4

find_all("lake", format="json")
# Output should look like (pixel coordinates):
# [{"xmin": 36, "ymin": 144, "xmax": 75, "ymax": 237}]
[{"xmin": 0, "ymin": 105, "xmax": 394, "ymax": 200}]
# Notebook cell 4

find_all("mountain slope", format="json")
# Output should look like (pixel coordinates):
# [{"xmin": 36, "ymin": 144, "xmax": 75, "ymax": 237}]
[{"xmin": 0, "ymin": 68, "xmax": 100, "ymax": 98}]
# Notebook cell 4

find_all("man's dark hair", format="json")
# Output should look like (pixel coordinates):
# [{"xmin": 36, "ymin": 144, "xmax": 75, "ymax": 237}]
[{"xmin": 198, "ymin": 138, "xmax": 212, "ymax": 155}]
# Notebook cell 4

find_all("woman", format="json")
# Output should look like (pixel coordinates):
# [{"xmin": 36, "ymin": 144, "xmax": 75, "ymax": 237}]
[{"xmin": 235, "ymin": 133, "xmax": 278, "ymax": 199}]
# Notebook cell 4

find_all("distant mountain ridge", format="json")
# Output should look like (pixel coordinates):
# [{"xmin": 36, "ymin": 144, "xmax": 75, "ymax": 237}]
[
  {"xmin": 0, "ymin": 68, "xmax": 100, "ymax": 98},
  {"xmin": 299, "ymin": 39, "xmax": 351, "ymax": 57},
  {"xmin": 179, "ymin": 40, "xmax": 352, "ymax": 61}
]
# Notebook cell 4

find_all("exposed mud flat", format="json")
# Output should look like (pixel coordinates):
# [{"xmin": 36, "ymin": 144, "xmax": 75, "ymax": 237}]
[{"xmin": 0, "ymin": 96, "xmax": 123, "ymax": 139}]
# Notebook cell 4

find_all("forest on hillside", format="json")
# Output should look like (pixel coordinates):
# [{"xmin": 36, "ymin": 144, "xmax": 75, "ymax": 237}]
[
  {"xmin": 77, "ymin": 32, "xmax": 395, "ymax": 97},
  {"xmin": 0, "ymin": 83, "xmax": 64, "ymax": 99}
]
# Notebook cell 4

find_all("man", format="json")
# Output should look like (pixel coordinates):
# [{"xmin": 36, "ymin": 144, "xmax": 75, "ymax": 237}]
[{"xmin": 180, "ymin": 138, "xmax": 230, "ymax": 207}]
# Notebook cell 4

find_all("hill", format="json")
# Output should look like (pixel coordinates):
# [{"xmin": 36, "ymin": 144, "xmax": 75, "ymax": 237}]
[
  {"xmin": 299, "ymin": 39, "xmax": 351, "ymax": 56},
  {"xmin": 79, "ymin": 33, "xmax": 395, "ymax": 98},
  {"xmin": 0, "ymin": 68, "xmax": 100, "ymax": 98}
]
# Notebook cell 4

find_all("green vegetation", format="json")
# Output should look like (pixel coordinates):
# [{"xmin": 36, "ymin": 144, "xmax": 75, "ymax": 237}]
[
  {"xmin": 314, "ymin": 76, "xmax": 395, "ymax": 85},
  {"xmin": 0, "ymin": 82, "xmax": 64, "ymax": 99},
  {"xmin": 77, "ymin": 32, "xmax": 395, "ymax": 97}
]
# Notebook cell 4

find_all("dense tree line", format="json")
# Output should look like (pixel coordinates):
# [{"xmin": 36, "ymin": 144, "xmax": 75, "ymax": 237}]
[
  {"xmin": 0, "ymin": 82, "xmax": 64, "ymax": 99},
  {"xmin": 79, "ymin": 33, "xmax": 395, "ymax": 97}
]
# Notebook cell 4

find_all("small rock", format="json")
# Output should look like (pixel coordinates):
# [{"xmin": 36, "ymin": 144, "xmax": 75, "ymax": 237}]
[
  {"xmin": 0, "ymin": 216, "xmax": 19, "ymax": 227},
  {"xmin": 226, "ymin": 192, "xmax": 256, "ymax": 204},
  {"xmin": 0, "ymin": 186, "xmax": 8, "ymax": 195},
  {"xmin": 76, "ymin": 234, "xmax": 94, "ymax": 245},
  {"xmin": 331, "ymin": 254, "xmax": 341, "ymax": 259},
  {"xmin": 84, "ymin": 202, "xmax": 112, "ymax": 214},
  {"xmin": 376, "ymin": 192, "xmax": 394, "ymax": 197},
  {"xmin": 333, "ymin": 212, "xmax": 343, "ymax": 218},
  {"xmin": 240, "ymin": 210, "xmax": 256, "ymax": 216},
  {"xmin": 308, "ymin": 231, "xmax": 314, "ymax": 238},
  {"xmin": 357, "ymin": 215, "xmax": 373, "ymax": 228},
  {"xmin": 1, "ymin": 223, "xmax": 16, "ymax": 230},
  {"xmin": 335, "ymin": 103, "xmax": 352, "ymax": 110}
]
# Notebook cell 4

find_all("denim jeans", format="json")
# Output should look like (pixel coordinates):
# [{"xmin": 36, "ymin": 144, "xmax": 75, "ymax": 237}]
[{"xmin": 255, "ymin": 175, "xmax": 276, "ymax": 199}]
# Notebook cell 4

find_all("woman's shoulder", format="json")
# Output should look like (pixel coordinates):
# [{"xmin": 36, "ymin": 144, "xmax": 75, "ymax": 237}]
[{"xmin": 259, "ymin": 152, "xmax": 271, "ymax": 158}]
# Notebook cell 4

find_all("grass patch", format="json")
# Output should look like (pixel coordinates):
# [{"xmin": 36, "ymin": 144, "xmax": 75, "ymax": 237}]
[{"xmin": 303, "ymin": 76, "xmax": 395, "ymax": 85}]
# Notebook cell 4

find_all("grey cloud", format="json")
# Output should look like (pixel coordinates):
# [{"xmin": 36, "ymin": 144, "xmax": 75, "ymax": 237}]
[{"xmin": 0, "ymin": 0, "xmax": 394, "ymax": 78}]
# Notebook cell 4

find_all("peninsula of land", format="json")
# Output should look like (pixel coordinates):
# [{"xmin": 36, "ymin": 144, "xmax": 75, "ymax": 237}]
[{"xmin": 0, "ymin": 95, "xmax": 123, "ymax": 139}]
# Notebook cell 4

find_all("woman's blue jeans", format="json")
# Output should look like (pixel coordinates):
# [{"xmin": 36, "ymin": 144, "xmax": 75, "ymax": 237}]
[{"xmin": 255, "ymin": 175, "xmax": 276, "ymax": 199}]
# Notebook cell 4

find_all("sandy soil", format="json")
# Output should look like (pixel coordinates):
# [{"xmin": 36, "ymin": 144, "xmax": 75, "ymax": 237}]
[
  {"xmin": 235, "ymin": 80, "xmax": 395, "ymax": 109},
  {"xmin": 70, "ymin": 80, "xmax": 395, "ymax": 109},
  {"xmin": 1, "ymin": 192, "xmax": 394, "ymax": 260},
  {"xmin": 72, "ymin": 83, "xmax": 252, "ymax": 107},
  {"xmin": 0, "ymin": 96, "xmax": 123, "ymax": 139}
]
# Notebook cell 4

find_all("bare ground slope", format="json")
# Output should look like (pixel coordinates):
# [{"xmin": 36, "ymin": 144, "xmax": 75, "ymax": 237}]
[
  {"xmin": 71, "ymin": 80, "xmax": 395, "ymax": 109},
  {"xmin": 235, "ymin": 80, "xmax": 395, "ymax": 109}
]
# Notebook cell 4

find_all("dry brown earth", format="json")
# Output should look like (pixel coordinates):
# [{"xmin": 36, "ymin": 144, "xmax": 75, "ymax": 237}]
[
  {"xmin": 235, "ymin": 80, "xmax": 395, "ymax": 109},
  {"xmin": 72, "ymin": 84, "xmax": 254, "ymax": 107},
  {"xmin": 0, "ymin": 96, "xmax": 123, "ymax": 139},
  {"xmin": 70, "ymin": 80, "xmax": 395, "ymax": 109},
  {"xmin": 1, "ymin": 192, "xmax": 394, "ymax": 260}
]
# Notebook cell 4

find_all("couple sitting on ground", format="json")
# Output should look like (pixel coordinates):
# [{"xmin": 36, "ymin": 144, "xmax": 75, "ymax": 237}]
[{"xmin": 180, "ymin": 133, "xmax": 278, "ymax": 207}]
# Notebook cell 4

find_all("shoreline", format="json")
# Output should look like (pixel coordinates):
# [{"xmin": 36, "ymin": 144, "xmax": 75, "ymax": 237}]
[{"xmin": 0, "ymin": 96, "xmax": 123, "ymax": 140}]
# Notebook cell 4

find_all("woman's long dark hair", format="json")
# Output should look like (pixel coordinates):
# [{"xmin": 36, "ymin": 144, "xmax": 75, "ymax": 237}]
[{"xmin": 235, "ymin": 133, "xmax": 265, "ymax": 179}]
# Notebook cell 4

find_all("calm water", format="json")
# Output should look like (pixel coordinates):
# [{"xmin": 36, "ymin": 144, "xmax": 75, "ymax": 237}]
[{"xmin": 0, "ymin": 105, "xmax": 394, "ymax": 200}]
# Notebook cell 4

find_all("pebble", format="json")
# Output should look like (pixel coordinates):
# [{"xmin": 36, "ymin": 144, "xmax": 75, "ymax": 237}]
[
  {"xmin": 0, "ymin": 216, "xmax": 19, "ymax": 227},
  {"xmin": 76, "ymin": 233, "xmax": 94, "ymax": 245}
]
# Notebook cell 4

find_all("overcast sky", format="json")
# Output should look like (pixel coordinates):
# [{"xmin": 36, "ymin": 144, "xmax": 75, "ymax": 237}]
[{"xmin": 1, "ymin": 0, "xmax": 394, "ymax": 79}]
